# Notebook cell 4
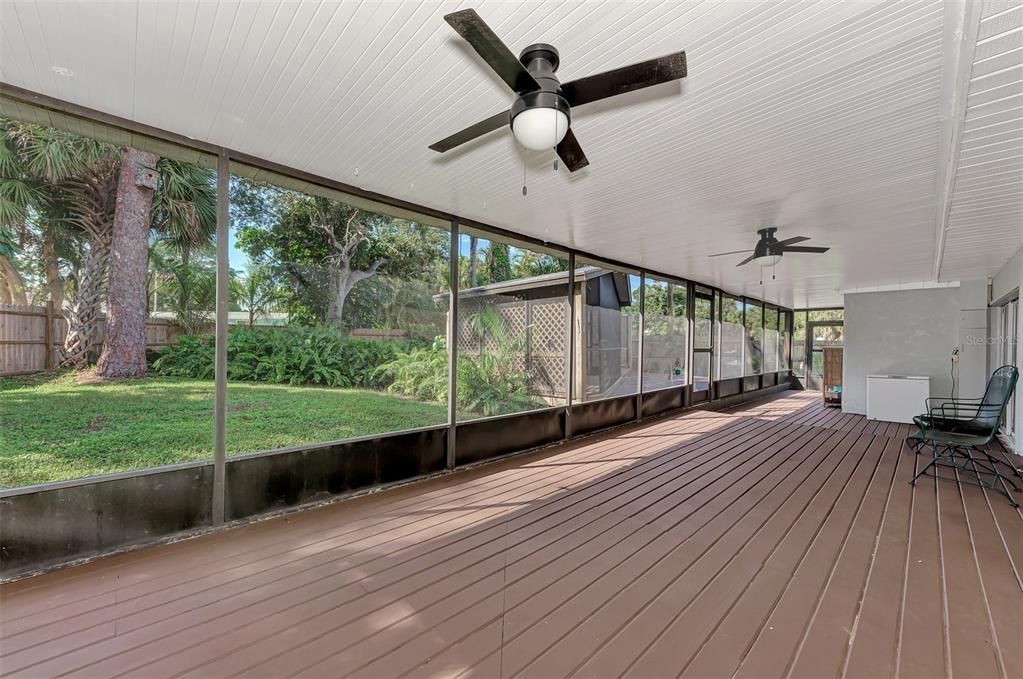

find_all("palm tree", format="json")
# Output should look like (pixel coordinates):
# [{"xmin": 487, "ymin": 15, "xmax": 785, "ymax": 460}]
[
  {"xmin": 0, "ymin": 118, "xmax": 117, "ymax": 363},
  {"xmin": 232, "ymin": 265, "xmax": 282, "ymax": 326},
  {"xmin": 0, "ymin": 118, "xmax": 217, "ymax": 372}
]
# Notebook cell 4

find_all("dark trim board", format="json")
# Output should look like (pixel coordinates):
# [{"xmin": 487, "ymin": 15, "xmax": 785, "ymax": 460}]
[
  {"xmin": 0, "ymin": 465, "xmax": 215, "ymax": 578},
  {"xmin": 570, "ymin": 395, "xmax": 639, "ymax": 438},
  {"xmin": 456, "ymin": 409, "xmax": 566, "ymax": 465},
  {"xmin": 641, "ymin": 387, "xmax": 684, "ymax": 418},
  {"xmin": 225, "ymin": 426, "xmax": 448, "ymax": 522}
]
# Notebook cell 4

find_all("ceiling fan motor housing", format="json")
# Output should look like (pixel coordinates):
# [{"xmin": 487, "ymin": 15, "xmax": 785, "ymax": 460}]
[
  {"xmin": 755, "ymin": 227, "xmax": 783, "ymax": 258},
  {"xmin": 511, "ymin": 44, "xmax": 571, "ymax": 134}
]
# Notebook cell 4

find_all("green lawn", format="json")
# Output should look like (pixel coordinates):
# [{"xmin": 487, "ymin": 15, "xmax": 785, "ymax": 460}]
[{"xmin": 0, "ymin": 372, "xmax": 448, "ymax": 488}]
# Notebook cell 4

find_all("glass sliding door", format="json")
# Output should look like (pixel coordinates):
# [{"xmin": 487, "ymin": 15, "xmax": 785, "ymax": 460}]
[
  {"xmin": 994, "ymin": 297, "xmax": 1018, "ymax": 441},
  {"xmin": 807, "ymin": 319, "xmax": 844, "ymax": 391},
  {"xmin": 692, "ymin": 288, "xmax": 714, "ymax": 399}
]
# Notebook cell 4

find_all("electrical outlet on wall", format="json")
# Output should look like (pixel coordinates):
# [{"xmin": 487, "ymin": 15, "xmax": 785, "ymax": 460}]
[{"xmin": 951, "ymin": 346, "xmax": 961, "ymax": 363}]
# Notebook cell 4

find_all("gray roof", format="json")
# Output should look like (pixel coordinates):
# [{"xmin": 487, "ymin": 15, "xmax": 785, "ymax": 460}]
[{"xmin": 435, "ymin": 266, "xmax": 612, "ymax": 301}]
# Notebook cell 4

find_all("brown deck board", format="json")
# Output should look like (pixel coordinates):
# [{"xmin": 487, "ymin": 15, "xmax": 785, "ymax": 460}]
[{"xmin": 2, "ymin": 390, "xmax": 1020, "ymax": 679}]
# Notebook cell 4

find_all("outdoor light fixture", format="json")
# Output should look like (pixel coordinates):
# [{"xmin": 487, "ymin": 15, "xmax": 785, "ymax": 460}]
[{"xmin": 510, "ymin": 93, "xmax": 570, "ymax": 151}]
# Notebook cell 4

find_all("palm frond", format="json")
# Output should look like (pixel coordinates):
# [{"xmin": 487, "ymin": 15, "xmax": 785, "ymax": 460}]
[{"xmin": 151, "ymin": 159, "xmax": 217, "ymax": 248}]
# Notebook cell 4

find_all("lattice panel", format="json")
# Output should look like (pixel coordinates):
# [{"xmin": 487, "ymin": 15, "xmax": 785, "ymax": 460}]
[
  {"xmin": 450, "ymin": 296, "xmax": 569, "ymax": 397},
  {"xmin": 527, "ymin": 299, "xmax": 569, "ymax": 396}
]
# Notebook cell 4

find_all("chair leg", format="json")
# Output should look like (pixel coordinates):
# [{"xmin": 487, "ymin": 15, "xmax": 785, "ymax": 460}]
[
  {"xmin": 909, "ymin": 444, "xmax": 1020, "ymax": 507},
  {"xmin": 910, "ymin": 441, "xmax": 941, "ymax": 486},
  {"xmin": 979, "ymin": 446, "xmax": 1023, "ymax": 482},
  {"xmin": 965, "ymin": 451, "xmax": 1021, "ymax": 508}
]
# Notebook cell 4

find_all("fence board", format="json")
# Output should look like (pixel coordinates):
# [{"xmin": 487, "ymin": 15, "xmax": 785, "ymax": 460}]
[{"xmin": 0, "ymin": 305, "xmax": 185, "ymax": 375}]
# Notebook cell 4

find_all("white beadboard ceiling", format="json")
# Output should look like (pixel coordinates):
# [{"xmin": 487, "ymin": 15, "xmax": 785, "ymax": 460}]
[
  {"xmin": 939, "ymin": 0, "xmax": 1023, "ymax": 282},
  {"xmin": 1, "ymin": 0, "xmax": 1019, "ymax": 307}
]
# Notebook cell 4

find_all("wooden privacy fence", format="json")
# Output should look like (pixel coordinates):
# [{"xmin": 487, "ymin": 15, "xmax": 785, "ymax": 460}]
[{"xmin": 0, "ymin": 303, "xmax": 185, "ymax": 376}]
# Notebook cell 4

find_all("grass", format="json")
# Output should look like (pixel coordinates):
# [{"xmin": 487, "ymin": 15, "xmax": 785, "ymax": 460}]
[{"xmin": 0, "ymin": 371, "xmax": 448, "ymax": 488}]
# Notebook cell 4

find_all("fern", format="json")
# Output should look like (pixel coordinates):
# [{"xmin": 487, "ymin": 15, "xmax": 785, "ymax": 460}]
[{"xmin": 151, "ymin": 326, "xmax": 412, "ymax": 388}]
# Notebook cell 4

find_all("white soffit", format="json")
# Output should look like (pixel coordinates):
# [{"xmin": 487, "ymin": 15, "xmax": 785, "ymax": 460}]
[
  {"xmin": 0, "ymin": 0, "xmax": 1014, "ymax": 307},
  {"xmin": 939, "ymin": 0, "xmax": 1023, "ymax": 282}
]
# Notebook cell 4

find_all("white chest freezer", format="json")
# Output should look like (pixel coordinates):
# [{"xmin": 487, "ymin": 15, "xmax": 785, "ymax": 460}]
[{"xmin": 866, "ymin": 375, "xmax": 930, "ymax": 424}]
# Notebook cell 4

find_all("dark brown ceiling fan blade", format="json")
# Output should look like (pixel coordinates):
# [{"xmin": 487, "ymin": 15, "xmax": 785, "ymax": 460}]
[
  {"xmin": 560, "ymin": 51, "xmax": 687, "ymax": 107},
  {"xmin": 776, "ymin": 236, "xmax": 810, "ymax": 246},
  {"xmin": 709, "ymin": 249, "xmax": 754, "ymax": 258},
  {"xmin": 556, "ymin": 129, "xmax": 589, "ymax": 172},
  {"xmin": 429, "ymin": 109, "xmax": 509, "ymax": 152},
  {"xmin": 735, "ymin": 254, "xmax": 757, "ymax": 267},
  {"xmin": 781, "ymin": 246, "xmax": 830, "ymax": 253},
  {"xmin": 444, "ymin": 9, "xmax": 540, "ymax": 94}
]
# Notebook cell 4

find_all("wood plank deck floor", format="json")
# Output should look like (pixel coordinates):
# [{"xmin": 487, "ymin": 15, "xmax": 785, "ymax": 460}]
[{"xmin": 2, "ymin": 390, "xmax": 1021, "ymax": 678}]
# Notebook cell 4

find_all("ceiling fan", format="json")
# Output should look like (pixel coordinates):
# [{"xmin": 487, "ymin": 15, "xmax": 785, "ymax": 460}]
[
  {"xmin": 710, "ymin": 228, "xmax": 830, "ymax": 267},
  {"xmin": 429, "ymin": 8, "xmax": 688, "ymax": 172}
]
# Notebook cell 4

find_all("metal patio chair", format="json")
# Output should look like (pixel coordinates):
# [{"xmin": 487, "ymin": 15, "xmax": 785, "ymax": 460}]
[{"xmin": 908, "ymin": 365, "xmax": 1021, "ymax": 507}]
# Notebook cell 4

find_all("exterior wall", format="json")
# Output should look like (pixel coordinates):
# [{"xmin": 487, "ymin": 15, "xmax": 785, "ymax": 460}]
[
  {"xmin": 842, "ymin": 280, "xmax": 988, "ymax": 415},
  {"xmin": 991, "ymin": 246, "xmax": 1023, "ymax": 302},
  {"xmin": 990, "ymin": 246, "xmax": 1023, "ymax": 450}
]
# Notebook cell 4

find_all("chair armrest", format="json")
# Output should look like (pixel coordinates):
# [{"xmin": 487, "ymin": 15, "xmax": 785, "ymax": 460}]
[{"xmin": 925, "ymin": 397, "xmax": 981, "ymax": 421}]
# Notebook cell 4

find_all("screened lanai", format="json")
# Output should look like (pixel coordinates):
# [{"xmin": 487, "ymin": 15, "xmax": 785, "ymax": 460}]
[{"xmin": 1, "ymin": 1, "xmax": 1021, "ymax": 678}]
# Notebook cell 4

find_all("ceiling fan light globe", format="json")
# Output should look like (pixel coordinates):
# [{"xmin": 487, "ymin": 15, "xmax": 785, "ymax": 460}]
[
  {"xmin": 760, "ymin": 254, "xmax": 782, "ymax": 266},
  {"xmin": 512, "ymin": 107, "xmax": 569, "ymax": 151}
]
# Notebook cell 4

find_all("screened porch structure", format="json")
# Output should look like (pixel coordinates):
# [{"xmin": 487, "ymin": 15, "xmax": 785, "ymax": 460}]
[{"xmin": 2, "ymin": 1, "xmax": 1022, "ymax": 678}]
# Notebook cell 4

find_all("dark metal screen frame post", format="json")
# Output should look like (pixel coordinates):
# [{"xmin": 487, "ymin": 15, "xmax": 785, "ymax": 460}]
[
  {"xmin": 565, "ymin": 253, "xmax": 576, "ymax": 439},
  {"xmin": 739, "ymin": 298, "xmax": 746, "ymax": 393},
  {"xmin": 685, "ymin": 281, "xmax": 695, "ymax": 406},
  {"xmin": 446, "ymin": 221, "xmax": 459, "ymax": 469},
  {"xmin": 212, "ymin": 151, "xmax": 229, "ymax": 525},
  {"xmin": 636, "ymin": 272, "xmax": 646, "ymax": 420}
]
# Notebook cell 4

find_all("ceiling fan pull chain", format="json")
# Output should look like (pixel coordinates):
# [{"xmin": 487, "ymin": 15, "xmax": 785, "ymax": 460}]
[
  {"xmin": 553, "ymin": 108, "xmax": 559, "ymax": 172},
  {"xmin": 522, "ymin": 149, "xmax": 528, "ymax": 196}
]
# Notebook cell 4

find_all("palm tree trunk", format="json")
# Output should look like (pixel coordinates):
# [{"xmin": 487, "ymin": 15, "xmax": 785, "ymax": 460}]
[
  {"xmin": 42, "ymin": 229, "xmax": 64, "ymax": 309},
  {"xmin": 178, "ymin": 242, "xmax": 191, "ymax": 315},
  {"xmin": 97, "ymin": 148, "xmax": 159, "ymax": 378},
  {"xmin": 60, "ymin": 158, "xmax": 119, "ymax": 368},
  {"xmin": 62, "ymin": 233, "xmax": 110, "ymax": 366},
  {"xmin": 469, "ymin": 236, "xmax": 478, "ymax": 287},
  {"xmin": 0, "ymin": 255, "xmax": 27, "ymax": 305}
]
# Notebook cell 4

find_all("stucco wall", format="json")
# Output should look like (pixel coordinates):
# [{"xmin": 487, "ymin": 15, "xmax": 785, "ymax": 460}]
[{"xmin": 842, "ymin": 281, "xmax": 988, "ymax": 416}]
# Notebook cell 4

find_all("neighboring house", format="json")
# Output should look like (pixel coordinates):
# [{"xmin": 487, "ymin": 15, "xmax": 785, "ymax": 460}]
[{"xmin": 149, "ymin": 310, "xmax": 290, "ymax": 326}]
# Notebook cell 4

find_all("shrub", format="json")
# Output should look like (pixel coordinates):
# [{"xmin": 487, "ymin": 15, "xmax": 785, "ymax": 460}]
[
  {"xmin": 377, "ymin": 308, "xmax": 543, "ymax": 417},
  {"xmin": 151, "ymin": 327, "xmax": 412, "ymax": 388},
  {"xmin": 151, "ymin": 335, "xmax": 215, "ymax": 379},
  {"xmin": 374, "ymin": 337, "xmax": 449, "ymax": 402}
]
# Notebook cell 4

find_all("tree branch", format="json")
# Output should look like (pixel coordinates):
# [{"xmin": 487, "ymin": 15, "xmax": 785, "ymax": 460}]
[{"xmin": 348, "ymin": 257, "xmax": 388, "ymax": 285}]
